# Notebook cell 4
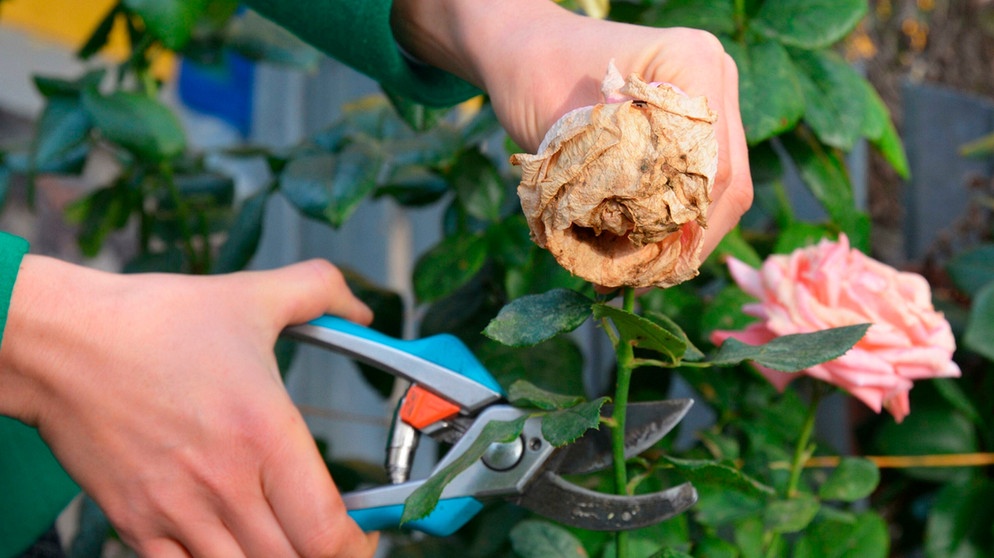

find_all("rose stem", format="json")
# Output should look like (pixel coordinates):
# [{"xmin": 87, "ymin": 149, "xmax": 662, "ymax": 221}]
[
  {"xmin": 787, "ymin": 385, "xmax": 823, "ymax": 498},
  {"xmin": 766, "ymin": 384, "xmax": 824, "ymax": 557},
  {"xmin": 611, "ymin": 286, "xmax": 637, "ymax": 558}
]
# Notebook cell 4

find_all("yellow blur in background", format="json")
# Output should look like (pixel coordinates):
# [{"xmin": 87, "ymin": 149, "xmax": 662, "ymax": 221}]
[{"xmin": 0, "ymin": 0, "xmax": 175, "ymax": 77}]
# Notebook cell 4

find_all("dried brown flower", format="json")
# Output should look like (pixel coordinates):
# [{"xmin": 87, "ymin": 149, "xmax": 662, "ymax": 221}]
[{"xmin": 510, "ymin": 64, "xmax": 718, "ymax": 288}]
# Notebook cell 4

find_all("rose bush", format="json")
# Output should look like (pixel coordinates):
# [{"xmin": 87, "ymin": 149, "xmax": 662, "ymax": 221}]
[{"xmin": 711, "ymin": 234, "xmax": 960, "ymax": 422}]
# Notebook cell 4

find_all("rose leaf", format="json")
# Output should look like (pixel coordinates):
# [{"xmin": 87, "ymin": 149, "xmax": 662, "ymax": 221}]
[
  {"xmin": 483, "ymin": 289, "xmax": 593, "ymax": 347},
  {"xmin": 707, "ymin": 324, "xmax": 870, "ymax": 372}
]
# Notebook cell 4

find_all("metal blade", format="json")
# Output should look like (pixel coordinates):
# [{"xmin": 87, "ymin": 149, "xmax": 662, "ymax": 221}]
[
  {"xmin": 512, "ymin": 471, "xmax": 698, "ymax": 531},
  {"xmin": 555, "ymin": 399, "xmax": 693, "ymax": 476}
]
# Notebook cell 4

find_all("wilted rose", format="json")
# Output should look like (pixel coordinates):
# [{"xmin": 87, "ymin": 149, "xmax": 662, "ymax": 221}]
[
  {"xmin": 510, "ymin": 63, "xmax": 718, "ymax": 289},
  {"xmin": 710, "ymin": 234, "xmax": 960, "ymax": 422}
]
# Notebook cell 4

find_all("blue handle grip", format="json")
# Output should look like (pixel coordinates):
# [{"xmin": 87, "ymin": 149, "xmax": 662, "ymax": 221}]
[
  {"xmin": 309, "ymin": 315, "xmax": 505, "ymax": 395},
  {"xmin": 348, "ymin": 497, "xmax": 484, "ymax": 536}
]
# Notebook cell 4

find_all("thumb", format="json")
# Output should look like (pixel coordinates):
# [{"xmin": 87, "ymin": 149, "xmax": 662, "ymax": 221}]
[{"xmin": 257, "ymin": 259, "xmax": 373, "ymax": 328}]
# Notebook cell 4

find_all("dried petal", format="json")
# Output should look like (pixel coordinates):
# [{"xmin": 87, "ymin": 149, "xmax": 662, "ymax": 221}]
[{"xmin": 511, "ymin": 65, "xmax": 718, "ymax": 288}]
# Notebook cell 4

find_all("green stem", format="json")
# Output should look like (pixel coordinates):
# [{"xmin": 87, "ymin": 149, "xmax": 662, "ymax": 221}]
[
  {"xmin": 765, "ymin": 386, "xmax": 823, "ymax": 558},
  {"xmin": 786, "ymin": 388, "xmax": 822, "ymax": 498},
  {"xmin": 611, "ymin": 287, "xmax": 637, "ymax": 558},
  {"xmin": 733, "ymin": 0, "xmax": 747, "ymax": 42}
]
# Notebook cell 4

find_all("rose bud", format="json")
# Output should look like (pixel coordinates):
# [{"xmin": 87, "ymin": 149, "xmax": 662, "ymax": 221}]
[{"xmin": 510, "ymin": 62, "xmax": 718, "ymax": 288}]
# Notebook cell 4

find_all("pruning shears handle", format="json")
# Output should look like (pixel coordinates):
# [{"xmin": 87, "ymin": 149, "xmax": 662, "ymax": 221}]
[
  {"xmin": 282, "ymin": 316, "xmax": 506, "ymax": 535},
  {"xmin": 284, "ymin": 316, "xmax": 504, "ymax": 410}
]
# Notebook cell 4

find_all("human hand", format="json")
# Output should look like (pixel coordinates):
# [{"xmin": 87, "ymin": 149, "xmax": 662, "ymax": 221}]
[
  {"xmin": 392, "ymin": 0, "xmax": 752, "ymax": 260},
  {"xmin": 0, "ymin": 257, "xmax": 378, "ymax": 557}
]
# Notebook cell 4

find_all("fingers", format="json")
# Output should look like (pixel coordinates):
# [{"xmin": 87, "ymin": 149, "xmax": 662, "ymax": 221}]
[
  {"xmin": 255, "ymin": 259, "xmax": 374, "ymax": 328},
  {"xmin": 261, "ymin": 413, "xmax": 379, "ymax": 558},
  {"xmin": 139, "ymin": 538, "xmax": 194, "ymax": 558},
  {"xmin": 702, "ymin": 51, "xmax": 753, "ymax": 258}
]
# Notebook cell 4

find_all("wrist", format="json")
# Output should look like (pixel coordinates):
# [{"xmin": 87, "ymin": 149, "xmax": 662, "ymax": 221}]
[{"xmin": 0, "ymin": 256, "xmax": 113, "ymax": 424}]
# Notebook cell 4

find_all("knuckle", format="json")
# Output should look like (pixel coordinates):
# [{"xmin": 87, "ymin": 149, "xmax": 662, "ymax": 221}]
[
  {"xmin": 677, "ymin": 28, "xmax": 726, "ymax": 62},
  {"xmin": 304, "ymin": 259, "xmax": 348, "ymax": 292}
]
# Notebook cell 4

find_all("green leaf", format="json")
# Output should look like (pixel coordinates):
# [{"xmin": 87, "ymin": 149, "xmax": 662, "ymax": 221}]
[
  {"xmin": 873, "ymin": 396, "xmax": 977, "ymax": 483},
  {"xmin": 722, "ymin": 38, "xmax": 804, "ymax": 144},
  {"xmin": 711, "ymin": 225, "xmax": 763, "ymax": 269},
  {"xmin": 644, "ymin": 0, "xmax": 735, "ymax": 35},
  {"xmin": 702, "ymin": 285, "xmax": 757, "ymax": 336},
  {"xmin": 663, "ymin": 457, "xmax": 775, "ymax": 498},
  {"xmin": 375, "ymin": 166, "xmax": 448, "ymax": 207},
  {"xmin": 402, "ymin": 416, "xmax": 527, "ymax": 524},
  {"xmin": 33, "ymin": 70, "xmax": 106, "ymax": 99},
  {"xmin": 708, "ymin": 324, "xmax": 869, "ymax": 372},
  {"xmin": 509, "ymin": 520, "xmax": 588, "ymax": 558},
  {"xmin": 279, "ymin": 145, "xmax": 383, "ymax": 228},
  {"xmin": 764, "ymin": 494, "xmax": 820, "ymax": 533},
  {"xmin": 508, "ymin": 380, "xmax": 584, "ymax": 411},
  {"xmin": 31, "ymin": 96, "xmax": 92, "ymax": 172},
  {"xmin": 694, "ymin": 488, "xmax": 765, "ymax": 528},
  {"xmin": 505, "ymin": 247, "xmax": 587, "ymax": 299},
  {"xmin": 780, "ymin": 130, "xmax": 869, "ymax": 249},
  {"xmin": 541, "ymin": 397, "xmax": 608, "ymax": 447},
  {"xmin": 476, "ymin": 336, "xmax": 586, "ymax": 396},
  {"xmin": 933, "ymin": 378, "xmax": 983, "ymax": 427},
  {"xmin": 384, "ymin": 89, "xmax": 450, "ymax": 132},
  {"xmin": 124, "ymin": 0, "xmax": 208, "ymax": 50},
  {"xmin": 752, "ymin": 0, "xmax": 867, "ymax": 49},
  {"xmin": 413, "ymin": 233, "xmax": 488, "ymax": 302},
  {"xmin": 964, "ymin": 282, "xmax": 994, "ymax": 362},
  {"xmin": 860, "ymin": 80, "xmax": 910, "ymax": 178},
  {"xmin": 65, "ymin": 182, "xmax": 137, "ymax": 257},
  {"xmin": 483, "ymin": 289, "xmax": 593, "ymax": 347},
  {"xmin": 818, "ymin": 457, "xmax": 880, "ymax": 502},
  {"xmin": 925, "ymin": 479, "xmax": 994, "ymax": 558},
  {"xmin": 213, "ymin": 188, "xmax": 270, "ymax": 273},
  {"xmin": 451, "ymin": 148, "xmax": 506, "ymax": 223},
  {"xmin": 794, "ymin": 511, "xmax": 889, "ymax": 558},
  {"xmin": 648, "ymin": 549, "xmax": 694, "ymax": 558},
  {"xmin": 593, "ymin": 303, "xmax": 687, "ymax": 364},
  {"xmin": 82, "ymin": 89, "xmax": 186, "ymax": 161},
  {"xmin": 689, "ymin": 536, "xmax": 738, "ymax": 558},
  {"xmin": 77, "ymin": 4, "xmax": 120, "ymax": 59},
  {"xmin": 642, "ymin": 310, "xmax": 704, "ymax": 361},
  {"xmin": 734, "ymin": 516, "xmax": 766, "ymax": 558},
  {"xmin": 772, "ymin": 221, "xmax": 834, "ymax": 255},
  {"xmin": 946, "ymin": 244, "xmax": 994, "ymax": 297},
  {"xmin": 487, "ymin": 213, "xmax": 532, "ymax": 269},
  {"xmin": 791, "ymin": 49, "xmax": 868, "ymax": 151}
]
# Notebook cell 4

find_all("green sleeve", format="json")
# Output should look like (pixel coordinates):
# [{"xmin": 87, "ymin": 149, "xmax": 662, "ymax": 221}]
[
  {"xmin": 0, "ymin": 233, "xmax": 80, "ymax": 558},
  {"xmin": 241, "ymin": 0, "xmax": 482, "ymax": 107},
  {"xmin": 0, "ymin": 232, "xmax": 28, "ymax": 348}
]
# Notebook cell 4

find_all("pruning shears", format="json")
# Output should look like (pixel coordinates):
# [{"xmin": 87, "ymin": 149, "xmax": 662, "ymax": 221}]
[{"xmin": 283, "ymin": 316, "xmax": 698, "ymax": 536}]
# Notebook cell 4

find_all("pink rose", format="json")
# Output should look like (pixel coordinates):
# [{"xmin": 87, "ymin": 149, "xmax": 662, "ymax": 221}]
[{"xmin": 710, "ymin": 234, "xmax": 960, "ymax": 422}]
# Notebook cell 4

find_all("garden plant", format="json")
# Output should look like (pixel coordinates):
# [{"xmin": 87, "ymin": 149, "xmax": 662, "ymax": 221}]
[{"xmin": 1, "ymin": 1, "xmax": 991, "ymax": 557}]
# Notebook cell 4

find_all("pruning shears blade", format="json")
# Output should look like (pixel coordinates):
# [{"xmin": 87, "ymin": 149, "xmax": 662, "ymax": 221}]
[
  {"xmin": 555, "ymin": 399, "xmax": 694, "ymax": 476},
  {"xmin": 512, "ymin": 472, "xmax": 698, "ymax": 531}
]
